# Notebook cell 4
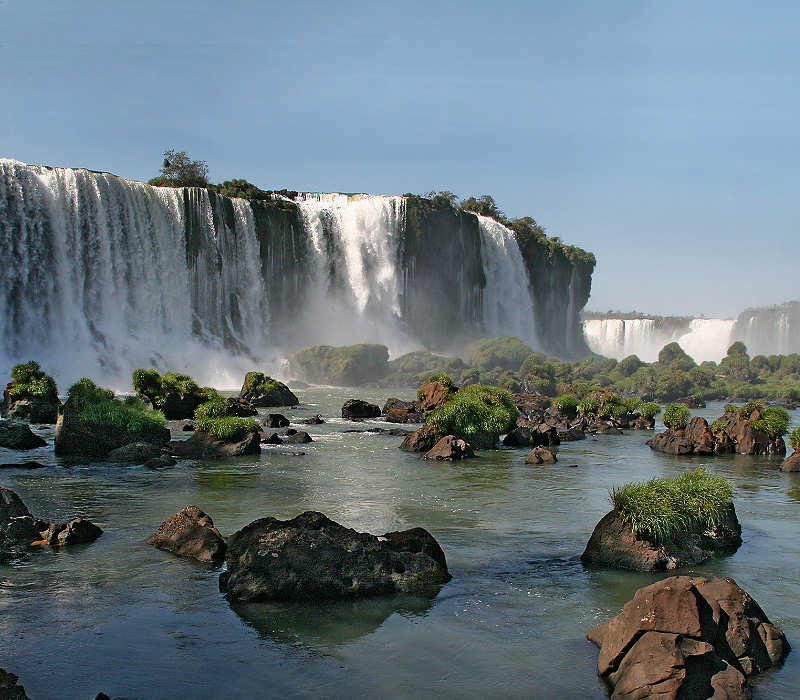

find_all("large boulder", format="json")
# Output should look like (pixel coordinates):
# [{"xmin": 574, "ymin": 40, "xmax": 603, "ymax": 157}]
[
  {"xmin": 265, "ymin": 413, "xmax": 290, "ymax": 428},
  {"xmin": 713, "ymin": 408, "xmax": 786, "ymax": 456},
  {"xmin": 287, "ymin": 344, "xmax": 389, "ymax": 385},
  {"xmin": 502, "ymin": 417, "xmax": 559, "ymax": 448},
  {"xmin": 0, "ymin": 420, "xmax": 46, "ymax": 450},
  {"xmin": 285, "ymin": 431, "xmax": 313, "ymax": 444},
  {"xmin": 170, "ymin": 430, "xmax": 261, "ymax": 459},
  {"xmin": 40, "ymin": 518, "xmax": 103, "ymax": 547},
  {"xmin": 341, "ymin": 399, "xmax": 381, "ymax": 420},
  {"xmin": 588, "ymin": 575, "xmax": 790, "ymax": 699},
  {"xmin": 240, "ymin": 372, "xmax": 298, "ymax": 407},
  {"xmin": 0, "ymin": 668, "xmax": 30, "ymax": 700},
  {"xmin": 2, "ymin": 397, "xmax": 59, "ymax": 424},
  {"xmin": 424, "ymin": 435, "xmax": 475, "ymax": 461},
  {"xmin": 780, "ymin": 452, "xmax": 800, "ymax": 472},
  {"xmin": 382, "ymin": 398, "xmax": 424, "ymax": 423},
  {"xmin": 105, "ymin": 442, "xmax": 163, "ymax": 463},
  {"xmin": 399, "ymin": 424, "xmax": 442, "ymax": 452},
  {"xmin": 219, "ymin": 511, "xmax": 451, "ymax": 602},
  {"xmin": 582, "ymin": 506, "xmax": 742, "ymax": 572},
  {"xmin": 54, "ymin": 399, "xmax": 170, "ymax": 459},
  {"xmin": 417, "ymin": 380, "xmax": 452, "ymax": 414},
  {"xmin": 648, "ymin": 416, "xmax": 720, "ymax": 455},
  {"xmin": 147, "ymin": 506, "xmax": 226, "ymax": 564},
  {"xmin": 2, "ymin": 362, "xmax": 59, "ymax": 425}
]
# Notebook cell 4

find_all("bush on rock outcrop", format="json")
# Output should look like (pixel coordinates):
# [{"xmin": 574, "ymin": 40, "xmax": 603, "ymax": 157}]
[
  {"xmin": 587, "ymin": 575, "xmax": 790, "ymax": 699},
  {"xmin": 240, "ymin": 372, "xmax": 298, "ymax": 407},
  {"xmin": 132, "ymin": 369, "xmax": 208, "ymax": 419},
  {"xmin": 427, "ymin": 384, "xmax": 518, "ymax": 448},
  {"xmin": 55, "ymin": 379, "xmax": 169, "ymax": 459},
  {"xmin": 2, "ymin": 361, "xmax": 59, "ymax": 424},
  {"xmin": 170, "ymin": 397, "xmax": 261, "ymax": 459},
  {"xmin": 288, "ymin": 344, "xmax": 389, "ymax": 385},
  {"xmin": 582, "ymin": 469, "xmax": 741, "ymax": 571},
  {"xmin": 219, "ymin": 511, "xmax": 451, "ymax": 601}
]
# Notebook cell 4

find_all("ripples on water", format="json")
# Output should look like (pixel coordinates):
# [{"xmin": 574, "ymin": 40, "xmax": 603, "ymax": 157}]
[{"xmin": 0, "ymin": 394, "xmax": 798, "ymax": 699}]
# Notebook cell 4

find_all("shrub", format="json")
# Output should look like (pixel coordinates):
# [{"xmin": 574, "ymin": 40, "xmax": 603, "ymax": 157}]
[
  {"xmin": 611, "ymin": 404, "xmax": 629, "ymax": 420},
  {"xmin": 725, "ymin": 404, "xmax": 739, "ymax": 414},
  {"xmin": 67, "ymin": 378, "xmax": 166, "ymax": 435},
  {"xmin": 464, "ymin": 336, "xmax": 533, "ymax": 372},
  {"xmin": 132, "ymin": 369, "xmax": 162, "ymax": 404},
  {"xmin": 790, "ymin": 427, "xmax": 800, "ymax": 451},
  {"xmin": 149, "ymin": 149, "xmax": 208, "ymax": 187},
  {"xmin": 749, "ymin": 406, "xmax": 790, "ymax": 438},
  {"xmin": 663, "ymin": 403, "xmax": 691, "ymax": 430},
  {"xmin": 553, "ymin": 393, "xmax": 579, "ymax": 415},
  {"xmin": 611, "ymin": 468, "xmax": 734, "ymax": 543},
  {"xmin": 739, "ymin": 399, "xmax": 767, "ymax": 419},
  {"xmin": 623, "ymin": 397, "xmax": 643, "ymax": 413},
  {"xmin": 427, "ymin": 385, "xmax": 518, "ymax": 440},
  {"xmin": 710, "ymin": 420, "xmax": 727, "ymax": 435},
  {"xmin": 194, "ymin": 398, "xmax": 260, "ymax": 441},
  {"xmin": 639, "ymin": 402, "xmax": 661, "ymax": 420},
  {"xmin": 7, "ymin": 360, "xmax": 58, "ymax": 402},
  {"xmin": 577, "ymin": 395, "xmax": 599, "ymax": 416}
]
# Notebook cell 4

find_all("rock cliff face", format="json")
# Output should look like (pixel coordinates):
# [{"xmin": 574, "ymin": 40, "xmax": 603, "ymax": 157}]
[{"xmin": 0, "ymin": 161, "xmax": 595, "ymax": 388}]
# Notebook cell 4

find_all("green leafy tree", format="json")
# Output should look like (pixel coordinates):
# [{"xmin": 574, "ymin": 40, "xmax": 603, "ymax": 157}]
[
  {"xmin": 149, "ymin": 149, "xmax": 209, "ymax": 187},
  {"xmin": 663, "ymin": 403, "xmax": 691, "ymax": 430}
]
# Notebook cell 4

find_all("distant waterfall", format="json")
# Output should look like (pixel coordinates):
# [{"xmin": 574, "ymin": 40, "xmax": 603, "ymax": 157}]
[
  {"xmin": 0, "ymin": 160, "xmax": 563, "ymax": 389},
  {"xmin": 732, "ymin": 302, "xmax": 800, "ymax": 356},
  {"xmin": 475, "ymin": 214, "xmax": 538, "ymax": 348}
]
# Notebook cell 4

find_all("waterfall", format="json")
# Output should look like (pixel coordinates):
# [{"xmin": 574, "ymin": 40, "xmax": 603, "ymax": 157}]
[
  {"xmin": 732, "ymin": 302, "xmax": 800, "ymax": 356},
  {"xmin": 582, "ymin": 319, "xmax": 664, "ymax": 362},
  {"xmin": 673, "ymin": 319, "xmax": 736, "ymax": 363},
  {"xmin": 475, "ymin": 214, "xmax": 538, "ymax": 348},
  {"xmin": 0, "ymin": 159, "xmax": 576, "ymax": 390}
]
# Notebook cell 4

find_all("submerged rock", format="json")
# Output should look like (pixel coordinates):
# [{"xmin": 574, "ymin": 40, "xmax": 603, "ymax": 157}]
[
  {"xmin": 304, "ymin": 414, "xmax": 325, "ymax": 425},
  {"xmin": 170, "ymin": 430, "xmax": 261, "ymax": 459},
  {"xmin": 285, "ymin": 431, "xmax": 312, "ymax": 444},
  {"xmin": 399, "ymin": 424, "xmax": 442, "ymax": 452},
  {"xmin": 587, "ymin": 575, "xmax": 790, "ymax": 699},
  {"xmin": 424, "ymin": 435, "xmax": 475, "ymax": 461},
  {"xmin": 341, "ymin": 399, "xmax": 381, "ymax": 420},
  {"xmin": 219, "ymin": 511, "xmax": 451, "ymax": 602},
  {"xmin": 147, "ymin": 505, "xmax": 226, "ymax": 564},
  {"xmin": 0, "ymin": 461, "xmax": 46, "ymax": 470},
  {"xmin": 582, "ymin": 506, "xmax": 742, "ymax": 572},
  {"xmin": 0, "ymin": 420, "xmax": 46, "ymax": 450},
  {"xmin": 524, "ymin": 446, "xmax": 557, "ymax": 464}
]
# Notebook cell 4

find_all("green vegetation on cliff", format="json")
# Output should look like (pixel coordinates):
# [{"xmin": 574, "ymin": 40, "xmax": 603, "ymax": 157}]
[
  {"xmin": 288, "ymin": 344, "xmax": 389, "ymax": 385},
  {"xmin": 6, "ymin": 361, "xmax": 58, "ymax": 403},
  {"xmin": 611, "ymin": 468, "xmax": 734, "ymax": 544}
]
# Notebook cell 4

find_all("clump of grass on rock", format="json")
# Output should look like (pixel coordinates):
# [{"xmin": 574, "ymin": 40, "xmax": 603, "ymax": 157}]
[
  {"xmin": 427, "ymin": 384, "xmax": 518, "ymax": 447},
  {"xmin": 611, "ymin": 468, "xmax": 734, "ymax": 544},
  {"xmin": 194, "ymin": 397, "xmax": 260, "ymax": 442},
  {"xmin": 663, "ymin": 402, "xmax": 691, "ymax": 430}
]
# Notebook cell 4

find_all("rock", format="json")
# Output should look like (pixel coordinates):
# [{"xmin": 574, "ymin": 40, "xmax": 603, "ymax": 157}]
[
  {"xmin": 382, "ymin": 398, "xmax": 424, "ymax": 423},
  {"xmin": 713, "ymin": 408, "xmax": 787, "ymax": 456},
  {"xmin": 680, "ymin": 396, "xmax": 707, "ymax": 409},
  {"xmin": 781, "ymin": 452, "xmax": 800, "ymax": 472},
  {"xmin": 146, "ymin": 505, "xmax": 226, "ymax": 564},
  {"xmin": 648, "ymin": 416, "xmax": 723, "ymax": 456},
  {"xmin": 263, "ymin": 432, "xmax": 283, "ymax": 445},
  {"xmin": 587, "ymin": 575, "xmax": 790, "ymax": 699},
  {"xmin": 0, "ymin": 668, "xmax": 31, "ymax": 700},
  {"xmin": 2, "ymin": 397, "xmax": 59, "ymax": 424},
  {"xmin": 424, "ymin": 435, "xmax": 475, "ymax": 460},
  {"xmin": 417, "ymin": 380, "xmax": 452, "ymax": 414},
  {"xmin": 502, "ymin": 419, "xmax": 559, "ymax": 448},
  {"xmin": 0, "ymin": 420, "xmax": 46, "ymax": 450},
  {"xmin": 399, "ymin": 424, "xmax": 442, "ymax": 452},
  {"xmin": 281, "ymin": 428, "xmax": 297, "ymax": 436},
  {"xmin": 288, "ymin": 343, "xmax": 389, "ymax": 385},
  {"xmin": 0, "ymin": 461, "xmax": 46, "ymax": 470},
  {"xmin": 265, "ymin": 413, "xmax": 290, "ymax": 428},
  {"xmin": 169, "ymin": 430, "xmax": 261, "ymax": 459},
  {"xmin": 143, "ymin": 454, "xmax": 177, "ymax": 469},
  {"xmin": 341, "ymin": 399, "xmax": 381, "ymax": 420},
  {"xmin": 557, "ymin": 427, "xmax": 585, "ymax": 442},
  {"xmin": 41, "ymin": 518, "xmax": 103, "ymax": 547},
  {"xmin": 304, "ymin": 415, "xmax": 325, "ymax": 425},
  {"xmin": 240, "ymin": 372, "xmax": 299, "ymax": 407},
  {"xmin": 219, "ymin": 510, "xmax": 451, "ymax": 601},
  {"xmin": 524, "ymin": 447, "xmax": 557, "ymax": 464},
  {"xmin": 105, "ymin": 441, "xmax": 162, "ymax": 463},
  {"xmin": 181, "ymin": 423, "xmax": 195, "ymax": 431},
  {"xmin": 55, "ymin": 399, "xmax": 170, "ymax": 459},
  {"xmin": 629, "ymin": 415, "xmax": 655, "ymax": 430},
  {"xmin": 285, "ymin": 431, "xmax": 312, "ymax": 444},
  {"xmin": 512, "ymin": 393, "xmax": 552, "ymax": 415},
  {"xmin": 0, "ymin": 487, "xmax": 31, "ymax": 524},
  {"xmin": 581, "ymin": 506, "xmax": 742, "ymax": 572},
  {"xmin": 225, "ymin": 397, "xmax": 258, "ymax": 417}
]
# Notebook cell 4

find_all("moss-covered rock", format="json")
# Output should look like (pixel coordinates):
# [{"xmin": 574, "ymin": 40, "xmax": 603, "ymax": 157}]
[
  {"xmin": 288, "ymin": 344, "xmax": 389, "ymax": 386},
  {"xmin": 240, "ymin": 372, "xmax": 298, "ymax": 407},
  {"xmin": 2, "ymin": 361, "xmax": 59, "ymax": 424},
  {"xmin": 132, "ymin": 369, "xmax": 208, "ymax": 419}
]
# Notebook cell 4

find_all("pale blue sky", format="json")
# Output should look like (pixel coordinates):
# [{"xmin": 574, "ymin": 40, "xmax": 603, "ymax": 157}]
[{"xmin": 2, "ymin": 0, "xmax": 797, "ymax": 317}]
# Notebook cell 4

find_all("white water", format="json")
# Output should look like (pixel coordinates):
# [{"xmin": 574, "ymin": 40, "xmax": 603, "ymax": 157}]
[{"xmin": 475, "ymin": 214, "xmax": 538, "ymax": 348}]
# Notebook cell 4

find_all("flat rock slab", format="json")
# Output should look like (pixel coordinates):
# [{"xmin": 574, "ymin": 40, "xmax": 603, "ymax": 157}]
[
  {"xmin": 588, "ymin": 575, "xmax": 790, "ymax": 699},
  {"xmin": 147, "ymin": 506, "xmax": 226, "ymax": 564},
  {"xmin": 219, "ymin": 511, "xmax": 451, "ymax": 602}
]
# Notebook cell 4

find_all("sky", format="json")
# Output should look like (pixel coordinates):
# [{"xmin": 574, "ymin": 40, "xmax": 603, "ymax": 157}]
[{"xmin": 1, "ymin": 0, "xmax": 797, "ymax": 318}]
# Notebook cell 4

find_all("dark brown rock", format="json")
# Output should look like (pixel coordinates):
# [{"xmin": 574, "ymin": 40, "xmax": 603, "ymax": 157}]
[
  {"xmin": 0, "ymin": 461, "xmax": 46, "ymax": 470},
  {"xmin": 714, "ymin": 408, "xmax": 787, "ymax": 456},
  {"xmin": 143, "ymin": 454, "xmax": 177, "ymax": 469},
  {"xmin": 780, "ymin": 452, "xmax": 800, "ymax": 472},
  {"xmin": 341, "ymin": 399, "xmax": 381, "ymax": 420},
  {"xmin": 169, "ymin": 430, "xmax": 261, "ymax": 459},
  {"xmin": 629, "ymin": 415, "xmax": 656, "ymax": 430},
  {"xmin": 417, "ymin": 381, "xmax": 452, "ymax": 414},
  {"xmin": 524, "ymin": 446, "xmax": 557, "ymax": 464},
  {"xmin": 263, "ymin": 432, "xmax": 283, "ymax": 445},
  {"xmin": 424, "ymin": 435, "xmax": 475, "ymax": 461},
  {"xmin": 557, "ymin": 427, "xmax": 585, "ymax": 441},
  {"xmin": 2, "ymin": 397, "xmax": 59, "ymax": 424},
  {"xmin": 285, "ymin": 431, "xmax": 312, "ymax": 444},
  {"xmin": 382, "ymin": 398, "xmax": 424, "ymax": 423},
  {"xmin": 581, "ymin": 506, "xmax": 742, "ymax": 572},
  {"xmin": 502, "ymin": 418, "xmax": 559, "ymax": 447},
  {"xmin": 0, "ymin": 487, "xmax": 31, "ymax": 524},
  {"xmin": 399, "ymin": 424, "xmax": 442, "ymax": 452},
  {"xmin": 105, "ymin": 441, "xmax": 162, "ymax": 463},
  {"xmin": 219, "ymin": 511, "xmax": 451, "ymax": 601},
  {"xmin": 225, "ymin": 398, "xmax": 258, "ymax": 417},
  {"xmin": 0, "ymin": 420, "xmax": 46, "ymax": 450},
  {"xmin": 146, "ymin": 505, "xmax": 226, "ymax": 564},
  {"xmin": 266, "ymin": 413, "xmax": 290, "ymax": 428},
  {"xmin": 41, "ymin": 518, "xmax": 103, "ymax": 547},
  {"xmin": 304, "ymin": 414, "xmax": 325, "ymax": 425},
  {"xmin": 588, "ymin": 575, "xmax": 790, "ymax": 699}
]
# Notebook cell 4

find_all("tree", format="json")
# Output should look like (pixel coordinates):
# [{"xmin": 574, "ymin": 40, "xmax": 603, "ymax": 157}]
[{"xmin": 150, "ymin": 149, "xmax": 209, "ymax": 187}]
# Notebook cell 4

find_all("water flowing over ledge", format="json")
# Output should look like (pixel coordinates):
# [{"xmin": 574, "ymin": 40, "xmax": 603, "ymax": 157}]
[{"xmin": 0, "ymin": 160, "xmax": 592, "ymax": 388}]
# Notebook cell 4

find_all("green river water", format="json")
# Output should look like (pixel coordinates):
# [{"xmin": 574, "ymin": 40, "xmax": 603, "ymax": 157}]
[{"xmin": 1, "ymin": 390, "xmax": 798, "ymax": 699}]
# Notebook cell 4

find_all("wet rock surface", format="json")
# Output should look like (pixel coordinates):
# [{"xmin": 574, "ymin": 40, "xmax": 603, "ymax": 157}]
[
  {"xmin": 780, "ymin": 452, "xmax": 800, "ymax": 472},
  {"xmin": 399, "ymin": 425, "xmax": 442, "ymax": 452},
  {"xmin": 341, "ymin": 399, "xmax": 381, "ymax": 420},
  {"xmin": 170, "ymin": 430, "xmax": 261, "ymax": 459},
  {"xmin": 0, "ymin": 668, "xmax": 31, "ymax": 700},
  {"xmin": 219, "ymin": 511, "xmax": 451, "ymax": 602},
  {"xmin": 524, "ymin": 446, "xmax": 557, "ymax": 464},
  {"xmin": 147, "ymin": 505, "xmax": 226, "ymax": 564},
  {"xmin": 588, "ymin": 575, "xmax": 790, "ymax": 699},
  {"xmin": 382, "ymin": 398, "xmax": 424, "ymax": 423},
  {"xmin": 424, "ymin": 435, "xmax": 475, "ymax": 461},
  {"xmin": 582, "ymin": 505, "xmax": 742, "ymax": 572},
  {"xmin": 0, "ymin": 420, "xmax": 46, "ymax": 450}
]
